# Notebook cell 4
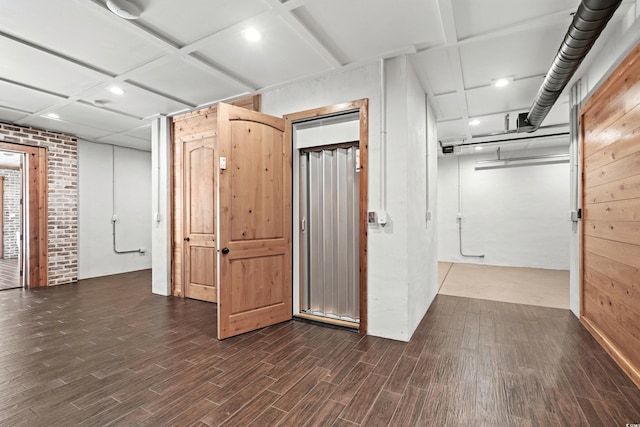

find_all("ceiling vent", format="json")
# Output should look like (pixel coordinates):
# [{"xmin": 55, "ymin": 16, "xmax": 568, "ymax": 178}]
[
  {"xmin": 522, "ymin": 0, "xmax": 622, "ymax": 132},
  {"xmin": 106, "ymin": 0, "xmax": 142, "ymax": 20}
]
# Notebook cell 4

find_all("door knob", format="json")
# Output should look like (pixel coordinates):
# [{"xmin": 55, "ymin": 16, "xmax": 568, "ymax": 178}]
[
  {"xmin": 221, "ymin": 247, "xmax": 230, "ymax": 255},
  {"xmin": 184, "ymin": 237, "xmax": 190, "ymax": 242}
]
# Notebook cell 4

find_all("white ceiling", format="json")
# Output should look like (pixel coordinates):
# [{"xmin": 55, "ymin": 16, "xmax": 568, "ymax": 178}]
[{"xmin": 0, "ymin": 0, "xmax": 633, "ymax": 151}]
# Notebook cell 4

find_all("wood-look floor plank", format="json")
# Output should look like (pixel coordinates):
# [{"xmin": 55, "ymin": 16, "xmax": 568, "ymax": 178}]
[
  {"xmin": 384, "ymin": 355, "xmax": 418, "ymax": 394},
  {"xmin": 247, "ymin": 406, "xmax": 287, "ymax": 426},
  {"xmin": 388, "ymin": 385, "xmax": 427, "ymax": 427},
  {"xmin": 277, "ymin": 380, "xmax": 335, "ymax": 426},
  {"xmin": 198, "ymin": 375, "xmax": 274, "ymax": 426},
  {"xmin": 301, "ymin": 399, "xmax": 345, "ymax": 427},
  {"xmin": 338, "ymin": 373, "xmax": 387, "ymax": 424},
  {"xmin": 329, "ymin": 362, "xmax": 375, "ymax": 405},
  {"xmin": 272, "ymin": 366, "xmax": 330, "ymax": 412},
  {"xmin": 0, "ymin": 273, "xmax": 637, "ymax": 426},
  {"xmin": 361, "ymin": 390, "xmax": 401, "ymax": 426}
]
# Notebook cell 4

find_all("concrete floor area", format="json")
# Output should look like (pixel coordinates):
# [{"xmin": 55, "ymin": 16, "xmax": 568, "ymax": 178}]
[{"xmin": 438, "ymin": 262, "xmax": 569, "ymax": 309}]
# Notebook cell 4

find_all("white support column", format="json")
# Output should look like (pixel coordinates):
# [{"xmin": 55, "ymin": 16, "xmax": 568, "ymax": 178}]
[{"xmin": 151, "ymin": 116, "xmax": 172, "ymax": 296}]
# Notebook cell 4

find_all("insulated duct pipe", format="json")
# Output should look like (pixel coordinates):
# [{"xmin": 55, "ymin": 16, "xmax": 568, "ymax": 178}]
[{"xmin": 519, "ymin": 0, "xmax": 622, "ymax": 132}]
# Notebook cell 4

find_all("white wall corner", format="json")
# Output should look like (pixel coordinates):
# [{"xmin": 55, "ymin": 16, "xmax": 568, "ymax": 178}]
[{"xmin": 151, "ymin": 116, "xmax": 172, "ymax": 296}]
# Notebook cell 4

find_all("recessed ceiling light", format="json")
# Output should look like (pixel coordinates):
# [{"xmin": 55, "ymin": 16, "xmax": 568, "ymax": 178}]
[
  {"xmin": 110, "ymin": 86, "xmax": 125, "ymax": 95},
  {"xmin": 46, "ymin": 113, "xmax": 59, "ymax": 119},
  {"xmin": 475, "ymin": 146, "xmax": 483, "ymax": 151},
  {"xmin": 243, "ymin": 28, "xmax": 262, "ymax": 42},
  {"xmin": 492, "ymin": 77, "xmax": 512, "ymax": 88},
  {"xmin": 106, "ymin": 0, "xmax": 142, "ymax": 20},
  {"xmin": 469, "ymin": 119, "xmax": 480, "ymax": 126}
]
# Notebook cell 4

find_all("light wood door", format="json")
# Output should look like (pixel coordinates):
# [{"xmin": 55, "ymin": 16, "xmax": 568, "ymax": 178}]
[
  {"xmin": 183, "ymin": 137, "xmax": 217, "ymax": 302},
  {"xmin": 217, "ymin": 103, "xmax": 292, "ymax": 339}
]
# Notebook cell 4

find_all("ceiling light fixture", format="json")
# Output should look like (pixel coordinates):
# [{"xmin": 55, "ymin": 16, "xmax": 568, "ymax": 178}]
[
  {"xmin": 243, "ymin": 28, "xmax": 262, "ymax": 42},
  {"xmin": 469, "ymin": 119, "xmax": 480, "ymax": 126},
  {"xmin": 106, "ymin": 0, "xmax": 142, "ymax": 20},
  {"xmin": 46, "ymin": 113, "xmax": 59, "ymax": 119},
  {"xmin": 110, "ymin": 86, "xmax": 125, "ymax": 95},
  {"xmin": 475, "ymin": 146, "xmax": 483, "ymax": 151},
  {"xmin": 492, "ymin": 77, "xmax": 513, "ymax": 88}
]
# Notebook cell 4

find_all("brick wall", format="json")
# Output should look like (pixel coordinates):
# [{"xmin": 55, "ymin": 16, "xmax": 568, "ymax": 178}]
[
  {"xmin": 0, "ymin": 169, "xmax": 21, "ymax": 259},
  {"xmin": 0, "ymin": 122, "xmax": 78, "ymax": 285}
]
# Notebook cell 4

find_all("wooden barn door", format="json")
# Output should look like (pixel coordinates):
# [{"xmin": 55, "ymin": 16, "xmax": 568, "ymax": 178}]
[
  {"xmin": 581, "ymin": 43, "xmax": 640, "ymax": 388},
  {"xmin": 217, "ymin": 103, "xmax": 292, "ymax": 339},
  {"xmin": 183, "ymin": 137, "xmax": 217, "ymax": 302}
]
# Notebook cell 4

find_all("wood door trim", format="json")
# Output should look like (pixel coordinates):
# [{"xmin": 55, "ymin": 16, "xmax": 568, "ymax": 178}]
[
  {"xmin": 285, "ymin": 98, "xmax": 369, "ymax": 335},
  {"xmin": 0, "ymin": 143, "xmax": 47, "ymax": 287}
]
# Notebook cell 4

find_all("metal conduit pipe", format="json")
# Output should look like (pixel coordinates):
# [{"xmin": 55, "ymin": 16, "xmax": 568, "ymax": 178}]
[{"xmin": 519, "ymin": 0, "xmax": 622, "ymax": 132}]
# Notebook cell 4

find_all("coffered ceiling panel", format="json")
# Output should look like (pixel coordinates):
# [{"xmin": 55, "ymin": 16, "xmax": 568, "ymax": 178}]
[
  {"xmin": 0, "ymin": 80, "xmax": 63, "ymax": 113},
  {"xmin": 195, "ymin": 13, "xmax": 332, "ymax": 88},
  {"xmin": 125, "ymin": 125, "xmax": 152, "ymax": 140},
  {"xmin": 0, "ymin": 37, "xmax": 108, "ymax": 96},
  {"xmin": 127, "ymin": 58, "xmax": 243, "ymax": 107},
  {"xmin": 292, "ymin": 0, "xmax": 444, "ymax": 63},
  {"xmin": 459, "ymin": 24, "xmax": 568, "ymax": 88},
  {"xmin": 135, "ymin": 0, "xmax": 271, "ymax": 46},
  {"xmin": 0, "ymin": 107, "xmax": 29, "ymax": 124},
  {"xmin": 79, "ymin": 82, "xmax": 191, "ymax": 119},
  {"xmin": 0, "ymin": 0, "xmax": 633, "ymax": 151},
  {"xmin": 433, "ymin": 93, "xmax": 461, "ymax": 121},
  {"xmin": 98, "ymin": 133, "xmax": 151, "ymax": 151},
  {"xmin": 413, "ymin": 48, "xmax": 457, "ymax": 96},
  {"xmin": 50, "ymin": 102, "xmax": 144, "ymax": 133},
  {"xmin": 452, "ymin": 0, "xmax": 580, "ymax": 40},
  {"xmin": 26, "ymin": 117, "xmax": 111, "ymax": 140},
  {"xmin": 0, "ymin": 0, "xmax": 167, "ymax": 74},
  {"xmin": 466, "ymin": 77, "xmax": 543, "ymax": 117},
  {"xmin": 437, "ymin": 119, "xmax": 465, "ymax": 141}
]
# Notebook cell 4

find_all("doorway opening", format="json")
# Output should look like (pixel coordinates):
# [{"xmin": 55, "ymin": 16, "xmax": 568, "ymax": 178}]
[
  {"xmin": 436, "ymin": 141, "xmax": 571, "ymax": 309},
  {"xmin": 0, "ymin": 150, "xmax": 24, "ymax": 290},
  {"xmin": 285, "ymin": 100, "xmax": 369, "ymax": 333}
]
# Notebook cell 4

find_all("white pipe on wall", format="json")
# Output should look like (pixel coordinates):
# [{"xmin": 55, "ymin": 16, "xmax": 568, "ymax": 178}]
[
  {"xmin": 111, "ymin": 144, "xmax": 144, "ymax": 255},
  {"xmin": 378, "ymin": 59, "xmax": 388, "ymax": 226},
  {"xmin": 457, "ymin": 157, "xmax": 485, "ymax": 258}
]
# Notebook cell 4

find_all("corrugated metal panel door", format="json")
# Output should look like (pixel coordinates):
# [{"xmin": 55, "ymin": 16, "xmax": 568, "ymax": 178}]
[{"xmin": 301, "ymin": 146, "xmax": 359, "ymax": 322}]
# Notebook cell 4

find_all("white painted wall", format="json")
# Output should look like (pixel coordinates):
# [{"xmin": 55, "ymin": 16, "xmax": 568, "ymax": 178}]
[
  {"xmin": 568, "ymin": 2, "xmax": 640, "ymax": 316},
  {"xmin": 438, "ymin": 144, "xmax": 571, "ymax": 270},
  {"xmin": 78, "ymin": 140, "xmax": 151, "ymax": 279},
  {"xmin": 406, "ymin": 59, "xmax": 438, "ymax": 334},
  {"xmin": 151, "ymin": 117, "xmax": 172, "ymax": 296},
  {"xmin": 262, "ymin": 58, "xmax": 439, "ymax": 341}
]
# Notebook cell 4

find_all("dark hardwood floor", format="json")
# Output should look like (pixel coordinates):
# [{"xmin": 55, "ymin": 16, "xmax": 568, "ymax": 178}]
[
  {"xmin": 0, "ymin": 257, "xmax": 19, "ymax": 291},
  {"xmin": 0, "ymin": 270, "xmax": 638, "ymax": 426}
]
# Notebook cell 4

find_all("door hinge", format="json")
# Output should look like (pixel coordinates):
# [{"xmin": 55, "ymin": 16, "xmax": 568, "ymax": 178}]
[
  {"xmin": 355, "ymin": 149, "xmax": 361, "ymax": 172},
  {"xmin": 19, "ymin": 198, "xmax": 23, "ymax": 205},
  {"xmin": 301, "ymin": 217, "xmax": 306, "ymax": 232}
]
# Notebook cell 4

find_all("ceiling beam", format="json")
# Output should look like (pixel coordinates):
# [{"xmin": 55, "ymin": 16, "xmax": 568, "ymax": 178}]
[
  {"xmin": 435, "ymin": 0, "xmax": 472, "ymax": 141},
  {"xmin": 263, "ymin": 0, "xmax": 343, "ymax": 68}
]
